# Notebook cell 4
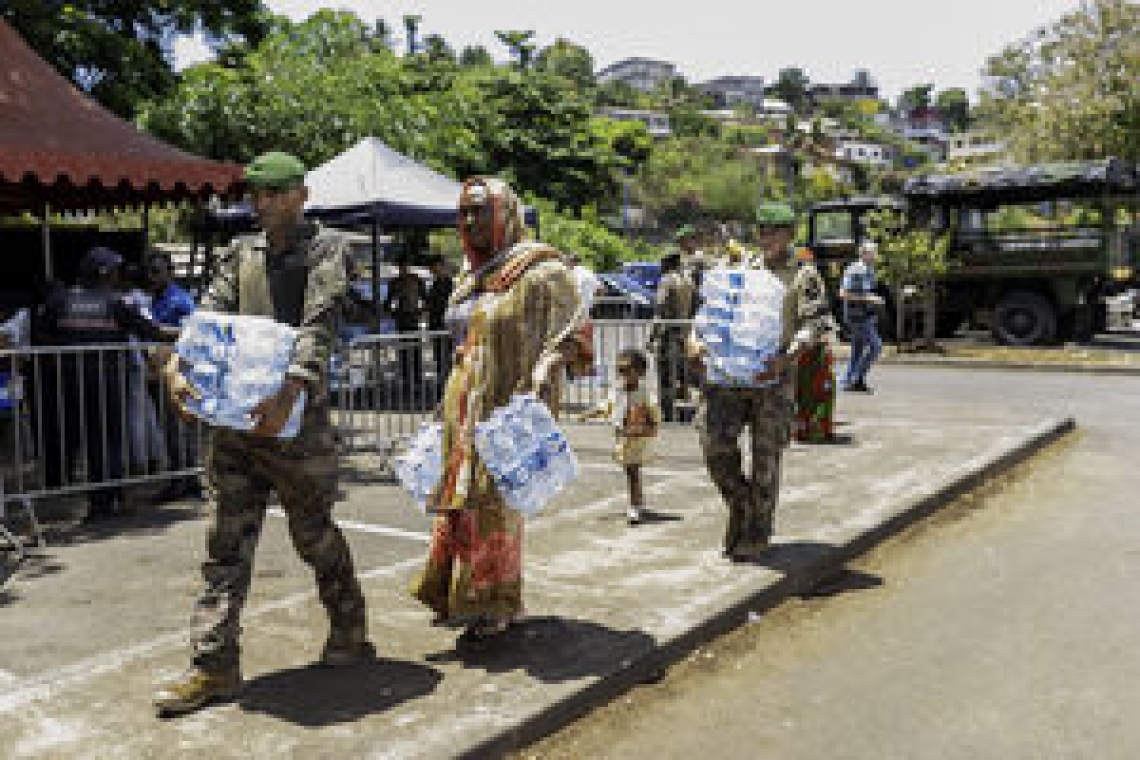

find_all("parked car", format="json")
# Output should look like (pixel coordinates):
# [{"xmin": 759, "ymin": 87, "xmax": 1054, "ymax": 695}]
[{"xmin": 595, "ymin": 261, "xmax": 661, "ymax": 319}]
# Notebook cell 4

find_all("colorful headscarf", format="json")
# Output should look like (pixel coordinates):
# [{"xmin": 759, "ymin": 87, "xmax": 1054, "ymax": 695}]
[{"xmin": 459, "ymin": 177, "xmax": 524, "ymax": 257}]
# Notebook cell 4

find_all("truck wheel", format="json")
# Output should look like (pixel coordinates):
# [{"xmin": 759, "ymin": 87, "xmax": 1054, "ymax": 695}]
[
  {"xmin": 992, "ymin": 292, "xmax": 1057, "ymax": 346},
  {"xmin": 1092, "ymin": 303, "xmax": 1108, "ymax": 335},
  {"xmin": 935, "ymin": 312, "xmax": 965, "ymax": 339}
]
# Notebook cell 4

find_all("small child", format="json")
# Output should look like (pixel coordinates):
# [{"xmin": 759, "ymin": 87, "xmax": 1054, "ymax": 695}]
[{"xmin": 580, "ymin": 348, "xmax": 662, "ymax": 524}]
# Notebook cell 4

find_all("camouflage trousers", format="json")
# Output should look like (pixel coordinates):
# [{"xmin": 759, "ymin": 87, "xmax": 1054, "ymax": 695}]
[
  {"xmin": 695, "ymin": 382, "xmax": 793, "ymax": 553},
  {"xmin": 192, "ymin": 409, "xmax": 366, "ymax": 672},
  {"xmin": 655, "ymin": 336, "xmax": 690, "ymax": 423}
]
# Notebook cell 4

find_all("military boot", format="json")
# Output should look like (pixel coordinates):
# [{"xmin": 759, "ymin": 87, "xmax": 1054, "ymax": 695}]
[
  {"xmin": 154, "ymin": 666, "xmax": 242, "ymax": 718},
  {"xmin": 320, "ymin": 624, "xmax": 374, "ymax": 667},
  {"xmin": 722, "ymin": 504, "xmax": 744, "ymax": 558}
]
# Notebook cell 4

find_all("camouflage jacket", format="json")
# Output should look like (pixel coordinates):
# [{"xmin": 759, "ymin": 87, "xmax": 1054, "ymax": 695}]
[{"xmin": 200, "ymin": 222, "xmax": 349, "ymax": 398}]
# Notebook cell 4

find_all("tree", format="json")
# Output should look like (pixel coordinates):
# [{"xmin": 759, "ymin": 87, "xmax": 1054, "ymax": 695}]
[
  {"xmin": 865, "ymin": 208, "xmax": 949, "ymax": 351},
  {"xmin": 590, "ymin": 118, "xmax": 654, "ymax": 170},
  {"xmin": 533, "ymin": 198, "xmax": 663, "ymax": 272},
  {"xmin": 402, "ymin": 14, "xmax": 422, "ymax": 56},
  {"xmin": 978, "ymin": 0, "xmax": 1140, "ymax": 163},
  {"xmin": 465, "ymin": 68, "xmax": 619, "ymax": 211},
  {"xmin": 495, "ymin": 30, "xmax": 537, "ymax": 69},
  {"xmin": 771, "ymin": 67, "xmax": 811, "ymax": 113},
  {"xmin": 138, "ymin": 11, "xmax": 481, "ymax": 170},
  {"xmin": 898, "ymin": 84, "xmax": 934, "ymax": 116},
  {"xmin": 637, "ymin": 138, "xmax": 773, "ymax": 225},
  {"xmin": 141, "ymin": 9, "xmax": 634, "ymax": 214},
  {"xmin": 423, "ymin": 34, "xmax": 455, "ymax": 64},
  {"xmin": 370, "ymin": 18, "xmax": 394, "ymax": 51},
  {"xmin": 935, "ymin": 88, "xmax": 971, "ymax": 132},
  {"xmin": 459, "ymin": 44, "xmax": 493, "ymax": 68},
  {"xmin": 596, "ymin": 80, "xmax": 652, "ymax": 109},
  {"xmin": 2, "ymin": 0, "xmax": 267, "ymax": 118},
  {"xmin": 536, "ymin": 38, "xmax": 595, "ymax": 90},
  {"xmin": 669, "ymin": 103, "xmax": 720, "ymax": 138}
]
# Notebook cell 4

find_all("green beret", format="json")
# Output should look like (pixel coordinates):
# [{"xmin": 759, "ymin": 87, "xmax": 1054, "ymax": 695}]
[
  {"xmin": 756, "ymin": 201, "xmax": 796, "ymax": 228},
  {"xmin": 673, "ymin": 224, "xmax": 697, "ymax": 242},
  {"xmin": 245, "ymin": 152, "xmax": 307, "ymax": 188}
]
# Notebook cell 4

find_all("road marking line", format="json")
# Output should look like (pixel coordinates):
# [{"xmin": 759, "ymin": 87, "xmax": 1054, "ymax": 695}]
[
  {"xmin": 0, "ymin": 556, "xmax": 422, "ymax": 715},
  {"xmin": 577, "ymin": 461, "xmax": 695, "ymax": 476},
  {"xmin": 266, "ymin": 508, "xmax": 430, "ymax": 542},
  {"xmin": 0, "ymin": 471, "xmax": 708, "ymax": 714}
]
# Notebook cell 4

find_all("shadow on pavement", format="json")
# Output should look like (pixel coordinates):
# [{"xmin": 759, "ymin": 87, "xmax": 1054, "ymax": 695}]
[
  {"xmin": 795, "ymin": 433, "xmax": 855, "ymax": 447},
  {"xmin": 428, "ymin": 616, "xmax": 656, "ymax": 683},
  {"xmin": 798, "ymin": 568, "xmax": 884, "ymax": 599},
  {"xmin": 745, "ymin": 540, "xmax": 837, "ymax": 573},
  {"xmin": 734, "ymin": 543, "xmax": 884, "ymax": 599},
  {"xmin": 47, "ymin": 503, "xmax": 202, "ymax": 547},
  {"xmin": 637, "ymin": 509, "xmax": 683, "ymax": 525},
  {"xmin": 238, "ymin": 657, "xmax": 443, "ymax": 727}
]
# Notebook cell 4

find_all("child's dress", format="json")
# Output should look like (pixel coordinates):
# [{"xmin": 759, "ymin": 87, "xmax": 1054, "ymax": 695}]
[{"xmin": 589, "ymin": 386, "xmax": 662, "ymax": 466}]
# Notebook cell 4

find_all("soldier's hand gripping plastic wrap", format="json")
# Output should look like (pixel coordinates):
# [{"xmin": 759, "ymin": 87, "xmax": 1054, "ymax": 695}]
[
  {"xmin": 694, "ymin": 266, "xmax": 786, "ymax": 386},
  {"xmin": 174, "ymin": 312, "xmax": 306, "ymax": 438},
  {"xmin": 395, "ymin": 393, "xmax": 578, "ymax": 516}
]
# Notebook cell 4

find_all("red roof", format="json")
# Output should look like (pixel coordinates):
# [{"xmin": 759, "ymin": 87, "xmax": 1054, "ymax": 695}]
[{"xmin": 0, "ymin": 19, "xmax": 243, "ymax": 212}]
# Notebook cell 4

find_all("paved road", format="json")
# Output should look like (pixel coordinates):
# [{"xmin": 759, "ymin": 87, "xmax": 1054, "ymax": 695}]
[
  {"xmin": 525, "ymin": 367, "xmax": 1140, "ymax": 760},
  {"xmin": 0, "ymin": 362, "xmax": 1061, "ymax": 758}
]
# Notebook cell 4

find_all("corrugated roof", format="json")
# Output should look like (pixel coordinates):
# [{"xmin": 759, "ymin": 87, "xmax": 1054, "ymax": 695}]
[{"xmin": 0, "ymin": 19, "xmax": 242, "ymax": 212}]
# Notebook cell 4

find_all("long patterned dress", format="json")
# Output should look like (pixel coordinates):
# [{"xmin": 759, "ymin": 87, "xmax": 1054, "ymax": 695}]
[
  {"xmin": 790, "ymin": 261, "xmax": 837, "ymax": 443},
  {"xmin": 411, "ymin": 244, "xmax": 581, "ymax": 621},
  {"xmin": 794, "ymin": 344, "xmax": 836, "ymax": 443}
]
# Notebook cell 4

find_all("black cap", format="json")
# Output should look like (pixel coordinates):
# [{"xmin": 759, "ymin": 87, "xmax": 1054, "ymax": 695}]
[{"xmin": 79, "ymin": 246, "xmax": 123, "ymax": 275}]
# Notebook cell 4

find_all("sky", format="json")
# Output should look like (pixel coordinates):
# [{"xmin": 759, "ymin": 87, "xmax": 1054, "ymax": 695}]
[{"xmin": 174, "ymin": 0, "xmax": 1083, "ymax": 101}]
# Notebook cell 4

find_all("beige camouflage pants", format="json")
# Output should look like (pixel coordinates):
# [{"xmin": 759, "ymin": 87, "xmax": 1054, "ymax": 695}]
[
  {"xmin": 695, "ymin": 382, "xmax": 793, "ymax": 553},
  {"xmin": 192, "ymin": 407, "xmax": 366, "ymax": 671}
]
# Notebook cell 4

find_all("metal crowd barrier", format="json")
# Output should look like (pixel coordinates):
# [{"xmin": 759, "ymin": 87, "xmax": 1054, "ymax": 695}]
[
  {"xmin": 0, "ymin": 319, "xmax": 697, "ymax": 508},
  {"xmin": 563, "ymin": 318, "xmax": 699, "ymax": 423},
  {"xmin": 0, "ymin": 343, "xmax": 205, "ymax": 509},
  {"xmin": 331, "ymin": 331, "xmax": 451, "ymax": 457}
]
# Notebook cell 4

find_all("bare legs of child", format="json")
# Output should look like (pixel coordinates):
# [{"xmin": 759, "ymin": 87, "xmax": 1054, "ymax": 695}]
[{"xmin": 625, "ymin": 464, "xmax": 644, "ymax": 525}]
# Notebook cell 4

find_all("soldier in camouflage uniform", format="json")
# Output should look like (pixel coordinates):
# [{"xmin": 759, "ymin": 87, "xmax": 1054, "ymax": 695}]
[
  {"xmin": 650, "ymin": 248, "xmax": 695, "ymax": 422},
  {"xmin": 155, "ymin": 153, "xmax": 370, "ymax": 718},
  {"xmin": 689, "ymin": 202, "xmax": 832, "ymax": 560}
]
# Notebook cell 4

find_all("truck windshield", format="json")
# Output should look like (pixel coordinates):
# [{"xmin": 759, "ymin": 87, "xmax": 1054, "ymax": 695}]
[{"xmin": 814, "ymin": 211, "xmax": 854, "ymax": 243}]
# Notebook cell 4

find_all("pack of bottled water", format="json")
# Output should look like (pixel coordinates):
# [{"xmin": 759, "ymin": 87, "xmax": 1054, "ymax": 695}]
[
  {"xmin": 175, "ymin": 312, "xmax": 306, "ymax": 438},
  {"xmin": 694, "ymin": 266, "xmax": 786, "ymax": 387},
  {"xmin": 393, "ymin": 423, "xmax": 444, "ymax": 512},
  {"xmin": 473, "ymin": 393, "xmax": 579, "ymax": 515}
]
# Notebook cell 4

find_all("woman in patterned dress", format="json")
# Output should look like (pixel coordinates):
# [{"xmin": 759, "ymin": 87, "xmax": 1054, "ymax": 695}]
[
  {"xmin": 411, "ymin": 178, "xmax": 582, "ymax": 644},
  {"xmin": 791, "ymin": 248, "xmax": 838, "ymax": 443}
]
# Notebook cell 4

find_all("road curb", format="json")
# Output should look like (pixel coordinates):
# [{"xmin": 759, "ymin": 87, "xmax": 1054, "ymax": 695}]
[
  {"xmin": 462, "ymin": 416, "xmax": 1076, "ymax": 759},
  {"xmin": 880, "ymin": 357, "xmax": 1140, "ymax": 375}
]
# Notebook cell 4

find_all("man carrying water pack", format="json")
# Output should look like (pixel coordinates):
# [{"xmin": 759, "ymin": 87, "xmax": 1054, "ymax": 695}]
[
  {"xmin": 155, "ymin": 152, "xmax": 370, "ymax": 718},
  {"xmin": 688, "ymin": 202, "xmax": 832, "ymax": 560}
]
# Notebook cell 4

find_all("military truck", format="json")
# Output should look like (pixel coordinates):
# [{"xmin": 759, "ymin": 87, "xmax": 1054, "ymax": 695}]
[{"xmin": 806, "ymin": 159, "xmax": 1140, "ymax": 345}]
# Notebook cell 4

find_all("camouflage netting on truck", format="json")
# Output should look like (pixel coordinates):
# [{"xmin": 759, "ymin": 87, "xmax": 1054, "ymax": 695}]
[{"xmin": 904, "ymin": 159, "xmax": 1139, "ymax": 202}]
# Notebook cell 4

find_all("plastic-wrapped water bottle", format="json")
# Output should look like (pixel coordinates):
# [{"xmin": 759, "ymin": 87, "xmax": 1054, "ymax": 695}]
[
  {"xmin": 474, "ymin": 393, "xmax": 578, "ymax": 515},
  {"xmin": 175, "ymin": 312, "xmax": 304, "ymax": 438},
  {"xmin": 695, "ymin": 266, "xmax": 785, "ymax": 388},
  {"xmin": 394, "ymin": 423, "xmax": 443, "ymax": 511}
]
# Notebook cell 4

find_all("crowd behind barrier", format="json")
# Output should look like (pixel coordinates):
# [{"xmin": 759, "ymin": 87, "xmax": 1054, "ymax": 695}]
[{"xmin": 0, "ymin": 319, "xmax": 701, "ymax": 508}]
